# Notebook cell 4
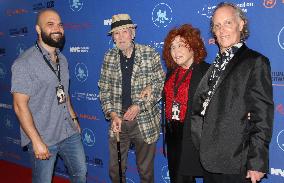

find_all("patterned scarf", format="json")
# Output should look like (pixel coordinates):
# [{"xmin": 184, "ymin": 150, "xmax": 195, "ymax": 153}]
[{"xmin": 200, "ymin": 42, "xmax": 243, "ymax": 116}]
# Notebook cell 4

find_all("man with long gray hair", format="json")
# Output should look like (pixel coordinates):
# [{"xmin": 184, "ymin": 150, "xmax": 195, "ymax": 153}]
[{"xmin": 191, "ymin": 2, "xmax": 274, "ymax": 183}]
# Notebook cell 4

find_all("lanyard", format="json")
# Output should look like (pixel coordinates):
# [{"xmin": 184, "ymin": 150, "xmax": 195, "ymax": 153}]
[
  {"xmin": 173, "ymin": 64, "xmax": 194, "ymax": 98},
  {"xmin": 35, "ymin": 42, "xmax": 61, "ymax": 84}
]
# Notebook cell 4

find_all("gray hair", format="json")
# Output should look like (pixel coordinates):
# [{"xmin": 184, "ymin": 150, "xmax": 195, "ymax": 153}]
[{"xmin": 210, "ymin": 2, "xmax": 249, "ymax": 41}]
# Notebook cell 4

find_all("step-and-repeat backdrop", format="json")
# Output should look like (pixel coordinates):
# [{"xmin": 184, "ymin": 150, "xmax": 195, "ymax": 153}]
[{"xmin": 0, "ymin": 0, "xmax": 284, "ymax": 182}]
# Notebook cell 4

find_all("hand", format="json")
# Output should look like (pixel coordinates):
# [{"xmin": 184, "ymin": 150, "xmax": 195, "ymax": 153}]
[
  {"xmin": 139, "ymin": 85, "xmax": 152, "ymax": 101},
  {"xmin": 32, "ymin": 140, "xmax": 51, "ymax": 160},
  {"xmin": 246, "ymin": 170, "xmax": 265, "ymax": 183},
  {"xmin": 123, "ymin": 105, "xmax": 140, "ymax": 121},
  {"xmin": 111, "ymin": 115, "xmax": 122, "ymax": 133}
]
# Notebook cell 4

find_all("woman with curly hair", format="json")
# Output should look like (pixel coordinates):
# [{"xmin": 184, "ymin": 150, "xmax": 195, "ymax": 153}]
[{"xmin": 162, "ymin": 24, "xmax": 209, "ymax": 183}]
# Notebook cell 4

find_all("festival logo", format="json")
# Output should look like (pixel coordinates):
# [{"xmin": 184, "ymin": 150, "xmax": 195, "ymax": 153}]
[
  {"xmin": 16, "ymin": 43, "xmax": 27, "ymax": 56},
  {"xmin": 82, "ymin": 128, "xmax": 95, "ymax": 147},
  {"xmin": 278, "ymin": 26, "xmax": 284, "ymax": 50},
  {"xmin": 126, "ymin": 178, "xmax": 135, "ymax": 183},
  {"xmin": 161, "ymin": 165, "xmax": 170, "ymax": 183},
  {"xmin": 75, "ymin": 62, "xmax": 88, "ymax": 82},
  {"xmin": 263, "ymin": 0, "xmax": 276, "ymax": 8},
  {"xmin": 152, "ymin": 3, "xmax": 173, "ymax": 28},
  {"xmin": 277, "ymin": 130, "xmax": 284, "ymax": 152},
  {"xmin": 69, "ymin": 0, "xmax": 84, "ymax": 12},
  {"xmin": 149, "ymin": 41, "xmax": 164, "ymax": 50},
  {"xmin": 0, "ymin": 63, "xmax": 7, "ymax": 79},
  {"xmin": 197, "ymin": 4, "xmax": 216, "ymax": 19},
  {"xmin": 4, "ymin": 114, "xmax": 13, "ymax": 129}
]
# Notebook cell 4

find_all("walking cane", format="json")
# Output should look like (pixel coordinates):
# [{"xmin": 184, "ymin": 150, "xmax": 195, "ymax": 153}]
[{"xmin": 115, "ymin": 132, "xmax": 123, "ymax": 183}]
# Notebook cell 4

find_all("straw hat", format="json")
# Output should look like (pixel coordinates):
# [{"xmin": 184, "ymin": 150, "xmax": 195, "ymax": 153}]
[{"xmin": 108, "ymin": 14, "xmax": 137, "ymax": 34}]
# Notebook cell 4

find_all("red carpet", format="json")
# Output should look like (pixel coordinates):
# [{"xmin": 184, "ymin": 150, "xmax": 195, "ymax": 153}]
[{"xmin": 0, "ymin": 160, "xmax": 70, "ymax": 183}]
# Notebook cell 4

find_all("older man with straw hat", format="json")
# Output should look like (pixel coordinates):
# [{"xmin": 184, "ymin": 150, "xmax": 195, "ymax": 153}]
[{"xmin": 99, "ymin": 14, "xmax": 165, "ymax": 183}]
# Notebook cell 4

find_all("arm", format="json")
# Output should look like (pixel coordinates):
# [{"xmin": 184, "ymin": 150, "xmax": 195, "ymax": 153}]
[
  {"xmin": 98, "ymin": 53, "xmax": 116, "ymax": 119},
  {"xmin": 124, "ymin": 51, "xmax": 165, "ymax": 120},
  {"xmin": 66, "ymin": 96, "xmax": 81, "ymax": 133},
  {"xmin": 132, "ymin": 51, "xmax": 165, "ymax": 112},
  {"xmin": 13, "ymin": 92, "xmax": 50, "ymax": 160},
  {"xmin": 98, "ymin": 53, "xmax": 123, "ymax": 131},
  {"xmin": 245, "ymin": 56, "xmax": 274, "ymax": 182}
]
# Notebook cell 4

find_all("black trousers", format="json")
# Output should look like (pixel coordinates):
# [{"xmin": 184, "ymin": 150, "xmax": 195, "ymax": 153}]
[
  {"xmin": 166, "ymin": 121, "xmax": 196, "ymax": 183},
  {"xmin": 203, "ymin": 170, "xmax": 252, "ymax": 183}
]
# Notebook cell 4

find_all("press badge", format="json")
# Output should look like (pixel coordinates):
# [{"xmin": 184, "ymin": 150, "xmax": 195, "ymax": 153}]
[
  {"xmin": 56, "ymin": 84, "xmax": 66, "ymax": 104},
  {"xmin": 171, "ymin": 101, "xmax": 181, "ymax": 120}
]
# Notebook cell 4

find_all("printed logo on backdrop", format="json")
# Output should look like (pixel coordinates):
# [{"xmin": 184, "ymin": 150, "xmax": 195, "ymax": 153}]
[
  {"xmin": 70, "ymin": 46, "xmax": 89, "ymax": 53},
  {"xmin": 109, "ymin": 38, "xmax": 115, "ymax": 49},
  {"xmin": 198, "ymin": 2, "xmax": 254, "ymax": 19},
  {"xmin": 0, "ymin": 63, "xmax": 7, "ymax": 79},
  {"xmin": 5, "ymin": 136, "xmax": 21, "ymax": 145},
  {"xmin": 6, "ymin": 8, "xmax": 29, "ymax": 16},
  {"xmin": 16, "ymin": 43, "xmax": 27, "ymax": 56},
  {"xmin": 4, "ymin": 114, "xmax": 13, "ymax": 129},
  {"xmin": 149, "ymin": 41, "xmax": 164, "ymax": 51},
  {"xmin": 82, "ymin": 128, "xmax": 95, "ymax": 146},
  {"xmin": 71, "ymin": 91, "xmax": 99, "ymax": 102},
  {"xmin": 152, "ymin": 3, "xmax": 173, "ymax": 28},
  {"xmin": 270, "ymin": 168, "xmax": 284, "ymax": 177},
  {"xmin": 9, "ymin": 26, "xmax": 28, "ymax": 37},
  {"xmin": 55, "ymin": 166, "xmax": 68, "ymax": 177},
  {"xmin": 0, "ymin": 48, "xmax": 5, "ymax": 56},
  {"xmin": 75, "ymin": 62, "xmax": 88, "ymax": 82},
  {"xmin": 276, "ymin": 104, "xmax": 284, "ymax": 115},
  {"xmin": 0, "ymin": 103, "xmax": 13, "ymax": 109},
  {"xmin": 64, "ymin": 22, "xmax": 92, "ymax": 30},
  {"xmin": 278, "ymin": 26, "xmax": 284, "ymax": 50},
  {"xmin": 86, "ymin": 155, "xmax": 104, "ymax": 168},
  {"xmin": 33, "ymin": 0, "xmax": 55, "ymax": 12},
  {"xmin": 69, "ymin": 0, "xmax": 83, "ymax": 12},
  {"xmin": 126, "ymin": 178, "xmax": 135, "ymax": 183},
  {"xmin": 277, "ymin": 130, "xmax": 284, "ymax": 152},
  {"xmin": 197, "ymin": 4, "xmax": 216, "ymax": 18},
  {"xmin": 272, "ymin": 72, "xmax": 284, "ymax": 82},
  {"xmin": 263, "ymin": 0, "xmax": 276, "ymax": 8},
  {"xmin": 161, "ymin": 165, "xmax": 170, "ymax": 183}
]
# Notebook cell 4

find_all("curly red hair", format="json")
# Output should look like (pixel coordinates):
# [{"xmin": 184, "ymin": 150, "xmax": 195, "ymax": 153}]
[{"xmin": 163, "ymin": 24, "xmax": 207, "ymax": 69}]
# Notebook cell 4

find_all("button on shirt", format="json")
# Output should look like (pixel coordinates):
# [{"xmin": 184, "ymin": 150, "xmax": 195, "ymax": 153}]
[{"xmin": 11, "ymin": 44, "xmax": 78, "ymax": 147}]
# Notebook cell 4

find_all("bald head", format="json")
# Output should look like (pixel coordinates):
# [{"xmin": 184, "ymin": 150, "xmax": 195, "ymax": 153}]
[
  {"xmin": 36, "ymin": 9, "xmax": 61, "ymax": 26},
  {"xmin": 35, "ymin": 8, "xmax": 65, "ymax": 49}
]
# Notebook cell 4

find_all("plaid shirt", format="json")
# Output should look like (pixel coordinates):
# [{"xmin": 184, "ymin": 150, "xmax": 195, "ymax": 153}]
[{"xmin": 98, "ymin": 44, "xmax": 165, "ymax": 144}]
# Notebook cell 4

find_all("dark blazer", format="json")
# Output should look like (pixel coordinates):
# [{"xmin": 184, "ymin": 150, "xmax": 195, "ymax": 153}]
[
  {"xmin": 191, "ymin": 44, "xmax": 274, "ymax": 174},
  {"xmin": 163, "ymin": 61, "xmax": 210, "ymax": 175}
]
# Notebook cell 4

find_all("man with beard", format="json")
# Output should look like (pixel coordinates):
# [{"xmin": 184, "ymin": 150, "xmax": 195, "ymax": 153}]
[{"xmin": 11, "ymin": 9, "xmax": 87, "ymax": 183}]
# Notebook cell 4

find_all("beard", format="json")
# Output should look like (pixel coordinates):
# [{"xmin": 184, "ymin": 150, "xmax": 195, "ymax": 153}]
[{"xmin": 41, "ymin": 30, "xmax": 65, "ymax": 49}]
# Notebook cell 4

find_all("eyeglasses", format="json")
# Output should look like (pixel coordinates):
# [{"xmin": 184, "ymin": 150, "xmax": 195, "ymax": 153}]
[
  {"xmin": 212, "ymin": 18, "xmax": 235, "ymax": 31},
  {"xmin": 170, "ymin": 42, "xmax": 189, "ymax": 51}
]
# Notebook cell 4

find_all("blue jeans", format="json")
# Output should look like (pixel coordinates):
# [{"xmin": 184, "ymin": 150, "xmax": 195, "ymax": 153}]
[{"xmin": 28, "ymin": 133, "xmax": 87, "ymax": 183}]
